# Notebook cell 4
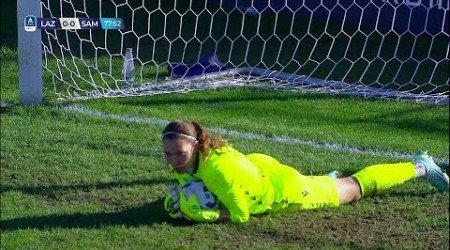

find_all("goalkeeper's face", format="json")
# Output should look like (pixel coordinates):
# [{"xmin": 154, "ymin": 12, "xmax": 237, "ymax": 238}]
[{"xmin": 163, "ymin": 138, "xmax": 199, "ymax": 173}]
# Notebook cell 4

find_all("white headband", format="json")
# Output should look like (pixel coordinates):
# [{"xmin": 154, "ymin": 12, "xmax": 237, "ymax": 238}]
[{"xmin": 162, "ymin": 131, "xmax": 197, "ymax": 141}]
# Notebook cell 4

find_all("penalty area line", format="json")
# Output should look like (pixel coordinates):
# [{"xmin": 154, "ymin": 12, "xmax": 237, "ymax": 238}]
[{"xmin": 62, "ymin": 104, "xmax": 449, "ymax": 165}]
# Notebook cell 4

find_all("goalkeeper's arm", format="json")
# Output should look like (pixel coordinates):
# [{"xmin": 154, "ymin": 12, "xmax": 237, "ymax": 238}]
[{"xmin": 178, "ymin": 190, "xmax": 221, "ymax": 222}]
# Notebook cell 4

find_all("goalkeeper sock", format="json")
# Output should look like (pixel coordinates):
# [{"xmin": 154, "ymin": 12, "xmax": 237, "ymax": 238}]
[
  {"xmin": 352, "ymin": 162, "xmax": 416, "ymax": 197},
  {"xmin": 413, "ymin": 162, "xmax": 426, "ymax": 177}
]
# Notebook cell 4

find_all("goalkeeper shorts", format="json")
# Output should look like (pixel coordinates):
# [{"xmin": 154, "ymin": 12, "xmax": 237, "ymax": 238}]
[{"xmin": 269, "ymin": 168, "xmax": 340, "ymax": 213}]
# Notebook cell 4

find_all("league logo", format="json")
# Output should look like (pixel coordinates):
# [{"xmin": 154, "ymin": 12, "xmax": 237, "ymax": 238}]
[{"xmin": 24, "ymin": 15, "xmax": 37, "ymax": 32}]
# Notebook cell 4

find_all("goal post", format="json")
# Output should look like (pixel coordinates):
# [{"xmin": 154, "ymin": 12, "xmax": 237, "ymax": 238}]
[
  {"xmin": 20, "ymin": 0, "xmax": 449, "ymax": 104},
  {"xmin": 17, "ymin": 0, "xmax": 42, "ymax": 105}
]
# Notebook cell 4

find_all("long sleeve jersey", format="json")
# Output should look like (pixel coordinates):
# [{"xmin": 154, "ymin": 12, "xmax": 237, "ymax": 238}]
[{"xmin": 168, "ymin": 146, "xmax": 278, "ymax": 223}]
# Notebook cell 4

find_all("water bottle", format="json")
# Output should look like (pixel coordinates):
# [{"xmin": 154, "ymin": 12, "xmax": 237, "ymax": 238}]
[{"xmin": 122, "ymin": 48, "xmax": 135, "ymax": 88}]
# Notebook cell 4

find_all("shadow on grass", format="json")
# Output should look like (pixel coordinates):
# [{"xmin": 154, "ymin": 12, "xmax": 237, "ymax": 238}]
[
  {"xmin": 1, "ymin": 177, "xmax": 199, "ymax": 231},
  {"xmin": 0, "ymin": 106, "xmax": 14, "ymax": 114},
  {"xmin": 0, "ymin": 197, "xmax": 195, "ymax": 231},
  {"xmin": 110, "ymin": 90, "xmax": 357, "ymax": 106},
  {"xmin": 0, "ymin": 178, "xmax": 172, "ymax": 196},
  {"xmin": 106, "ymin": 89, "xmax": 446, "ymax": 136},
  {"xmin": 1, "ymin": 172, "xmax": 446, "ymax": 232}
]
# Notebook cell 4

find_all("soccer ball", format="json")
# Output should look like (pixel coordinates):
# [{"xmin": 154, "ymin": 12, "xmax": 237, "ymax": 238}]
[{"xmin": 179, "ymin": 180, "xmax": 220, "ymax": 210}]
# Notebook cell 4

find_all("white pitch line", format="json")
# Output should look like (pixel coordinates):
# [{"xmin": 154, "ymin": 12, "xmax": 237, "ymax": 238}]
[{"xmin": 62, "ymin": 105, "xmax": 449, "ymax": 165}]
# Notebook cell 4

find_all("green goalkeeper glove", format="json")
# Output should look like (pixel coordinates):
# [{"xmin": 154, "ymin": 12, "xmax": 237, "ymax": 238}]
[
  {"xmin": 164, "ymin": 186, "xmax": 182, "ymax": 219},
  {"xmin": 178, "ymin": 188, "xmax": 221, "ymax": 222}
]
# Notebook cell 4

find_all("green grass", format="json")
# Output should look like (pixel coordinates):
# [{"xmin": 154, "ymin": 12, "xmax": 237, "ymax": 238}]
[
  {"xmin": 1, "ymin": 1, "xmax": 449, "ymax": 248},
  {"xmin": 1, "ymin": 97, "xmax": 449, "ymax": 249},
  {"xmin": 1, "ymin": 48, "xmax": 449, "ymax": 249},
  {"xmin": 79, "ymin": 89, "xmax": 449, "ymax": 157}
]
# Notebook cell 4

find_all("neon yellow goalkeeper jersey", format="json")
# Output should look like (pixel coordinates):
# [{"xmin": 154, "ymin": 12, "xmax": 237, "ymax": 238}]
[
  {"xmin": 168, "ymin": 146, "xmax": 341, "ymax": 223},
  {"xmin": 169, "ymin": 146, "xmax": 280, "ymax": 223}
]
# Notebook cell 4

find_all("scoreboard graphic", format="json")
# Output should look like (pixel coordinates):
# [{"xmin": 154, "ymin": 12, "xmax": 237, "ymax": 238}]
[{"xmin": 24, "ymin": 16, "xmax": 124, "ymax": 31}]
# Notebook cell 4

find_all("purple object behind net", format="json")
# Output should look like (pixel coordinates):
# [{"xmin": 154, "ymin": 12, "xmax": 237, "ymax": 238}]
[{"xmin": 168, "ymin": 53, "xmax": 228, "ymax": 78}]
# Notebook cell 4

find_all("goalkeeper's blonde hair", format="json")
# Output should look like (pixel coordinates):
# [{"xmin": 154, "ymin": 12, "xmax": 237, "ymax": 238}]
[{"xmin": 162, "ymin": 120, "xmax": 228, "ymax": 159}]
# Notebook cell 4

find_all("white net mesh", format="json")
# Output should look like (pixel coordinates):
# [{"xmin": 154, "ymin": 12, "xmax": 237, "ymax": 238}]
[{"xmin": 40, "ymin": 0, "xmax": 449, "ymax": 104}]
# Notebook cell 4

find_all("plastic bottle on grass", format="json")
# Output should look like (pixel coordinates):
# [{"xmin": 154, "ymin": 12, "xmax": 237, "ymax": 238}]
[{"xmin": 122, "ymin": 48, "xmax": 135, "ymax": 88}]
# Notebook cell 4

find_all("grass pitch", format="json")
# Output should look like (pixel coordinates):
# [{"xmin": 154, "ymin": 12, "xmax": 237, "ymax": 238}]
[
  {"xmin": 1, "ymin": 2, "xmax": 449, "ymax": 244},
  {"xmin": 1, "ymin": 48, "xmax": 449, "ymax": 249}
]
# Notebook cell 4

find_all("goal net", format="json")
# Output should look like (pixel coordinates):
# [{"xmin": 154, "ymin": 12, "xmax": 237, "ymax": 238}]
[{"xmin": 40, "ymin": 0, "xmax": 449, "ymax": 104}]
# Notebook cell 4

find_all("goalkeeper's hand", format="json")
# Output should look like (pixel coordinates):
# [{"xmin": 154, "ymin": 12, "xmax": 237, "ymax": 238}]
[
  {"xmin": 164, "ymin": 186, "xmax": 182, "ymax": 219},
  {"xmin": 178, "ymin": 189, "xmax": 221, "ymax": 222}
]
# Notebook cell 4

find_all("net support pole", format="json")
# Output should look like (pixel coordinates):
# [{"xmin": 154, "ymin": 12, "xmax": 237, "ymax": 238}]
[{"xmin": 17, "ymin": 0, "xmax": 42, "ymax": 105}]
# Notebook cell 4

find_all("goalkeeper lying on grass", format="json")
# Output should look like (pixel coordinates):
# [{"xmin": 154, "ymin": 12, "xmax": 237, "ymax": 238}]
[{"xmin": 162, "ymin": 120, "xmax": 449, "ymax": 223}]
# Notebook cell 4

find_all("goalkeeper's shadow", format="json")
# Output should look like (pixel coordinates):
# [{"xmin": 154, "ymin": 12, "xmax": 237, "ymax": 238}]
[{"xmin": 0, "ymin": 198, "xmax": 195, "ymax": 231}]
